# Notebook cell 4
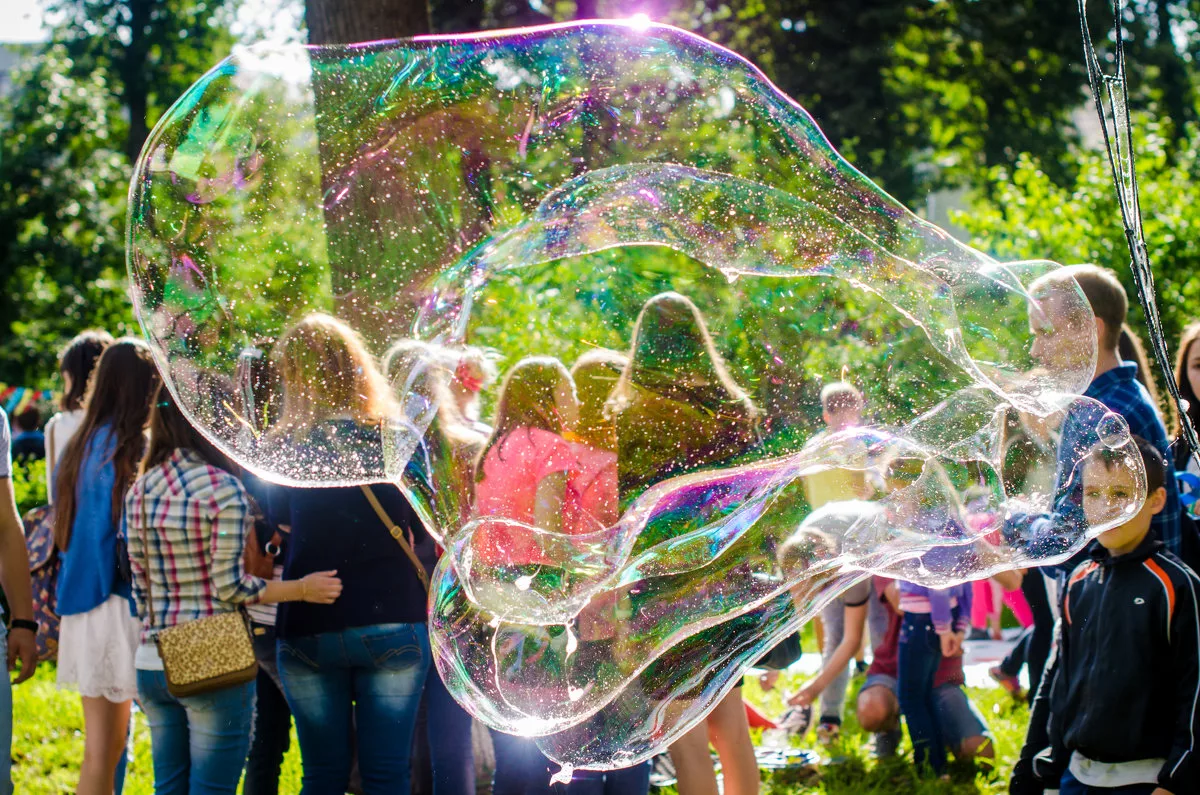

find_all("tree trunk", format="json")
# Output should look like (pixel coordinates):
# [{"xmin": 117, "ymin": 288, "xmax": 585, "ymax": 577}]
[
  {"xmin": 303, "ymin": 0, "xmax": 432, "ymax": 342},
  {"xmin": 306, "ymin": 0, "xmax": 431, "ymax": 45},
  {"xmin": 121, "ymin": 0, "xmax": 151, "ymax": 162}
]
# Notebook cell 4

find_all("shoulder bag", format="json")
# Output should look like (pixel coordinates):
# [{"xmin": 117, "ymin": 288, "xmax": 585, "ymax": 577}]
[{"xmin": 359, "ymin": 485, "xmax": 429, "ymax": 593}]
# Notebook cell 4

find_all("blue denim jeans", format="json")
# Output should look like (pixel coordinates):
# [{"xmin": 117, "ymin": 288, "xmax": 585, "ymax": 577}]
[
  {"xmin": 491, "ymin": 730, "xmax": 555, "ymax": 795},
  {"xmin": 136, "ymin": 669, "xmax": 256, "ymax": 794},
  {"xmin": 0, "ymin": 631, "xmax": 10, "ymax": 795},
  {"xmin": 412, "ymin": 663, "xmax": 476, "ymax": 794},
  {"xmin": 897, "ymin": 612, "xmax": 946, "ymax": 775},
  {"xmin": 277, "ymin": 622, "xmax": 430, "ymax": 795},
  {"xmin": 565, "ymin": 762, "xmax": 651, "ymax": 794}
]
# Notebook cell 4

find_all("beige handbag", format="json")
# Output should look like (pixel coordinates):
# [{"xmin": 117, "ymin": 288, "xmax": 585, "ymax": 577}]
[{"xmin": 140, "ymin": 496, "xmax": 258, "ymax": 698}]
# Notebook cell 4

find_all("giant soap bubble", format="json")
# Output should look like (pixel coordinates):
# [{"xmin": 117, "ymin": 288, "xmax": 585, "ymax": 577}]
[{"xmin": 127, "ymin": 20, "xmax": 1146, "ymax": 772}]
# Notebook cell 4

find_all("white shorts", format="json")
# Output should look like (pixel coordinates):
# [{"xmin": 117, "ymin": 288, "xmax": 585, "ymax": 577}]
[{"xmin": 57, "ymin": 594, "xmax": 140, "ymax": 703}]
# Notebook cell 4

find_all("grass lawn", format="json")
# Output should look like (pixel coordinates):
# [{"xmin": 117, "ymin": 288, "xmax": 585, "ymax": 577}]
[{"xmin": 12, "ymin": 663, "xmax": 1026, "ymax": 793}]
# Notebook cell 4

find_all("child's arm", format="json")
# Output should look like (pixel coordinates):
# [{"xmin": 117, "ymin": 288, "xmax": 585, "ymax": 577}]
[
  {"xmin": 927, "ymin": 587, "xmax": 954, "ymax": 634},
  {"xmin": 788, "ymin": 602, "xmax": 867, "ymax": 706},
  {"xmin": 1159, "ymin": 565, "xmax": 1200, "ymax": 795},
  {"xmin": 954, "ymin": 582, "xmax": 973, "ymax": 636}
]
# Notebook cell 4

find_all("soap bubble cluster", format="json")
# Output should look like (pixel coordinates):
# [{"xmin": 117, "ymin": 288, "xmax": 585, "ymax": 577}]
[{"xmin": 127, "ymin": 21, "xmax": 1145, "ymax": 770}]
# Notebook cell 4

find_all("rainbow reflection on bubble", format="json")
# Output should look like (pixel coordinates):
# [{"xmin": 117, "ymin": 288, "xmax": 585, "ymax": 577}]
[{"xmin": 127, "ymin": 20, "xmax": 1144, "ymax": 772}]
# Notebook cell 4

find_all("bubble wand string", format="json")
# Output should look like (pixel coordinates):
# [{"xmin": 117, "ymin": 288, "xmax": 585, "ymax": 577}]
[{"xmin": 1078, "ymin": 0, "xmax": 1200, "ymax": 470}]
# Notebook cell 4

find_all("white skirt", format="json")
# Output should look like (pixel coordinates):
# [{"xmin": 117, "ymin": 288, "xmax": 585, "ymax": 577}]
[{"xmin": 57, "ymin": 594, "xmax": 140, "ymax": 702}]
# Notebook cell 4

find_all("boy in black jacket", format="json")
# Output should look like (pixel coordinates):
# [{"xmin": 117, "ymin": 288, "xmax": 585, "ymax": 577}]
[{"xmin": 1029, "ymin": 437, "xmax": 1200, "ymax": 794}]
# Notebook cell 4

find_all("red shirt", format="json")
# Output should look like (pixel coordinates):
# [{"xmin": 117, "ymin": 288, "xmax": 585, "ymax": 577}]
[{"xmin": 867, "ymin": 576, "xmax": 964, "ymax": 688}]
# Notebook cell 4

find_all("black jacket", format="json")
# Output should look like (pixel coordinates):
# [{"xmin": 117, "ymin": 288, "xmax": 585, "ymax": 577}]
[{"xmin": 1035, "ymin": 536, "xmax": 1200, "ymax": 793}]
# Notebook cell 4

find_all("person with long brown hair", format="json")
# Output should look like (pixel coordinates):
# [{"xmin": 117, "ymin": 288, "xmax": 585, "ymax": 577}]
[
  {"xmin": 44, "ymin": 330, "xmax": 113, "ymax": 503},
  {"xmin": 126, "ymin": 384, "xmax": 340, "ymax": 794},
  {"xmin": 267, "ymin": 313, "xmax": 432, "ymax": 795},
  {"xmin": 52, "ymin": 338, "xmax": 160, "ymax": 795},
  {"xmin": 607, "ymin": 292, "xmax": 761, "ymax": 795},
  {"xmin": 1173, "ymin": 321, "xmax": 1200, "ymax": 480}
]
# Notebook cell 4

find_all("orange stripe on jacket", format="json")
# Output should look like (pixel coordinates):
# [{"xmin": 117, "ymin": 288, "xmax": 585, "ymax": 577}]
[
  {"xmin": 1064, "ymin": 561, "xmax": 1100, "ymax": 625},
  {"xmin": 1144, "ymin": 558, "xmax": 1176, "ymax": 623}
]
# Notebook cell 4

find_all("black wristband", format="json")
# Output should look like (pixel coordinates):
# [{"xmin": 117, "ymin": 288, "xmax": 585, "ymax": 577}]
[{"xmin": 9, "ymin": 619, "xmax": 37, "ymax": 633}]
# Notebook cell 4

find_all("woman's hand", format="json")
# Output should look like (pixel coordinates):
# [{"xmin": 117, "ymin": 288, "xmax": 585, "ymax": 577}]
[{"xmin": 300, "ymin": 570, "xmax": 342, "ymax": 604}]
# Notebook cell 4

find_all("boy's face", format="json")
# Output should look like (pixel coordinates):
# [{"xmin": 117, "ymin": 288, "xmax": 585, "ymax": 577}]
[{"xmin": 1082, "ymin": 458, "xmax": 1164, "ymax": 553}]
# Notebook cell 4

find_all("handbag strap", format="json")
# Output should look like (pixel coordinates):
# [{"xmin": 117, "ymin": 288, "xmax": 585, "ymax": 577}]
[
  {"xmin": 139, "ymin": 491, "xmax": 156, "ymax": 630},
  {"xmin": 359, "ymin": 485, "xmax": 429, "ymax": 593}
]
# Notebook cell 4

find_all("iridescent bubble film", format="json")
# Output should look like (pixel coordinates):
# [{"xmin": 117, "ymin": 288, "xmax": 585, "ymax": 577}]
[{"xmin": 127, "ymin": 21, "xmax": 1145, "ymax": 772}]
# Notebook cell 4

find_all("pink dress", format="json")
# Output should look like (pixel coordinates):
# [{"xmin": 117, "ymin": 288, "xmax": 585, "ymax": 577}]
[
  {"xmin": 568, "ymin": 441, "xmax": 618, "ymax": 532},
  {"xmin": 474, "ymin": 428, "xmax": 579, "ymax": 566}
]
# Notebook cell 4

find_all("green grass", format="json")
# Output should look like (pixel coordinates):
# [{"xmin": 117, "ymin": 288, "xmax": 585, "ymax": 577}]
[{"xmin": 12, "ymin": 662, "xmax": 1027, "ymax": 793}]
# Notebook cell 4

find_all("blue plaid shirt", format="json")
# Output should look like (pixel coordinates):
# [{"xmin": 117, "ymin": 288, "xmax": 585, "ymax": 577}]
[{"xmin": 1007, "ymin": 362, "xmax": 1181, "ymax": 566}]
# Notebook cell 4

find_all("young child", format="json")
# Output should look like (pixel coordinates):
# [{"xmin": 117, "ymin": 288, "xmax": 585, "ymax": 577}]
[
  {"xmin": 897, "ymin": 575, "xmax": 972, "ymax": 776},
  {"xmin": 1029, "ymin": 438, "xmax": 1199, "ymax": 795}
]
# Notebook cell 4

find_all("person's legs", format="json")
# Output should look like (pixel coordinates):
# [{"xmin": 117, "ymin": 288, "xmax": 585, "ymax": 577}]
[
  {"xmin": 182, "ymin": 678, "xmax": 256, "ymax": 794},
  {"xmin": 817, "ymin": 602, "xmax": 848, "ymax": 728},
  {"xmin": 896, "ymin": 613, "xmax": 945, "ymax": 775},
  {"xmin": 244, "ymin": 665, "xmax": 292, "ymax": 795},
  {"xmin": 347, "ymin": 622, "xmax": 429, "ymax": 795},
  {"xmin": 856, "ymin": 677, "xmax": 902, "ymax": 757},
  {"xmin": 667, "ymin": 721, "xmax": 719, "ymax": 795},
  {"xmin": 278, "ymin": 632, "xmax": 355, "ymax": 794},
  {"xmin": 425, "ymin": 663, "xmax": 476, "ymax": 794},
  {"xmin": 137, "ymin": 670, "xmax": 190, "ymax": 795},
  {"xmin": 491, "ymin": 730, "xmax": 555, "ymax": 795},
  {"xmin": 245, "ymin": 624, "xmax": 291, "ymax": 795},
  {"xmin": 1023, "ymin": 570, "xmax": 1055, "ymax": 703},
  {"xmin": 932, "ymin": 684, "xmax": 993, "ymax": 765},
  {"xmin": 77, "ymin": 696, "xmax": 132, "ymax": 795},
  {"xmin": 0, "ymin": 632, "xmax": 10, "ymax": 795},
  {"xmin": 705, "ymin": 688, "xmax": 759, "ymax": 795},
  {"xmin": 602, "ymin": 762, "xmax": 650, "ymax": 795}
]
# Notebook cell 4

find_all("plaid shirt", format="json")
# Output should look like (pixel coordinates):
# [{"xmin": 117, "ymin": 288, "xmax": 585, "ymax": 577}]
[
  {"xmin": 123, "ymin": 449, "xmax": 266, "ymax": 644},
  {"xmin": 1086, "ymin": 363, "xmax": 1181, "ymax": 556},
  {"xmin": 1007, "ymin": 362, "xmax": 1182, "ymax": 568}
]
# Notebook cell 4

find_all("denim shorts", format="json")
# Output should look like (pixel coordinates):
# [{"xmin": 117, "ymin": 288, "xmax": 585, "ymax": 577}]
[{"xmin": 860, "ymin": 673, "xmax": 991, "ymax": 749}]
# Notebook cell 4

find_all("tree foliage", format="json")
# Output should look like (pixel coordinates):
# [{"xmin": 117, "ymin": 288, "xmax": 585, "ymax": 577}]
[
  {"xmin": 955, "ymin": 116, "xmax": 1200, "ymax": 386},
  {"xmin": 0, "ymin": 0, "xmax": 234, "ymax": 386}
]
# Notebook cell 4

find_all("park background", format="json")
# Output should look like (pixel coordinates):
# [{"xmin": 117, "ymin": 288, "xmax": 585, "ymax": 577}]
[{"xmin": 4, "ymin": 0, "xmax": 1200, "ymax": 791}]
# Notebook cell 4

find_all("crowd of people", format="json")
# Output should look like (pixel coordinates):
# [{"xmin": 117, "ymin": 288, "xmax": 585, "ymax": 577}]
[{"xmin": 0, "ymin": 264, "xmax": 1196, "ymax": 795}]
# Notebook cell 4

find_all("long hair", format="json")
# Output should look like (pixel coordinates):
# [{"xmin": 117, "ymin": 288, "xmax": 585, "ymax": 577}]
[
  {"xmin": 1119, "ymin": 325, "xmax": 1174, "ymax": 432},
  {"xmin": 474, "ymin": 357, "xmax": 573, "ymax": 482},
  {"xmin": 271, "ymin": 313, "xmax": 394, "ymax": 436},
  {"xmin": 607, "ymin": 292, "xmax": 758, "ymax": 424},
  {"xmin": 142, "ymin": 383, "xmax": 235, "ymax": 476},
  {"xmin": 53, "ymin": 338, "xmax": 161, "ymax": 551},
  {"xmin": 1175, "ymin": 322, "xmax": 1200, "ymax": 441},
  {"xmin": 571, "ymin": 349, "xmax": 627, "ymax": 451},
  {"xmin": 383, "ymin": 339, "xmax": 483, "ymax": 452},
  {"xmin": 58, "ymin": 330, "xmax": 113, "ymax": 412}
]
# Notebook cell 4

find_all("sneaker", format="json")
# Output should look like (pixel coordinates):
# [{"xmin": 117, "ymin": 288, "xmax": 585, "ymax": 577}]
[
  {"xmin": 815, "ymin": 721, "xmax": 841, "ymax": 746},
  {"xmin": 989, "ymin": 665, "xmax": 1025, "ymax": 700},
  {"xmin": 854, "ymin": 659, "xmax": 869, "ymax": 675},
  {"xmin": 967, "ymin": 627, "xmax": 989, "ymax": 641},
  {"xmin": 872, "ymin": 729, "xmax": 902, "ymax": 759}
]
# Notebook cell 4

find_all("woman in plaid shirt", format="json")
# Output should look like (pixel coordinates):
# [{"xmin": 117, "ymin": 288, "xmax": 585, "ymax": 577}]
[{"xmin": 125, "ymin": 386, "xmax": 341, "ymax": 795}]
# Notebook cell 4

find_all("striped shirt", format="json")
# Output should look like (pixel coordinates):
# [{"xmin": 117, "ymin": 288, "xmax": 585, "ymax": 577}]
[
  {"xmin": 1007, "ymin": 362, "xmax": 1182, "ymax": 567},
  {"xmin": 123, "ymin": 449, "xmax": 266, "ymax": 645}
]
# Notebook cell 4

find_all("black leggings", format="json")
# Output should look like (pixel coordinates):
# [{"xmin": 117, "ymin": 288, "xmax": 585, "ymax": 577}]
[{"xmin": 998, "ymin": 569, "xmax": 1053, "ymax": 703}]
